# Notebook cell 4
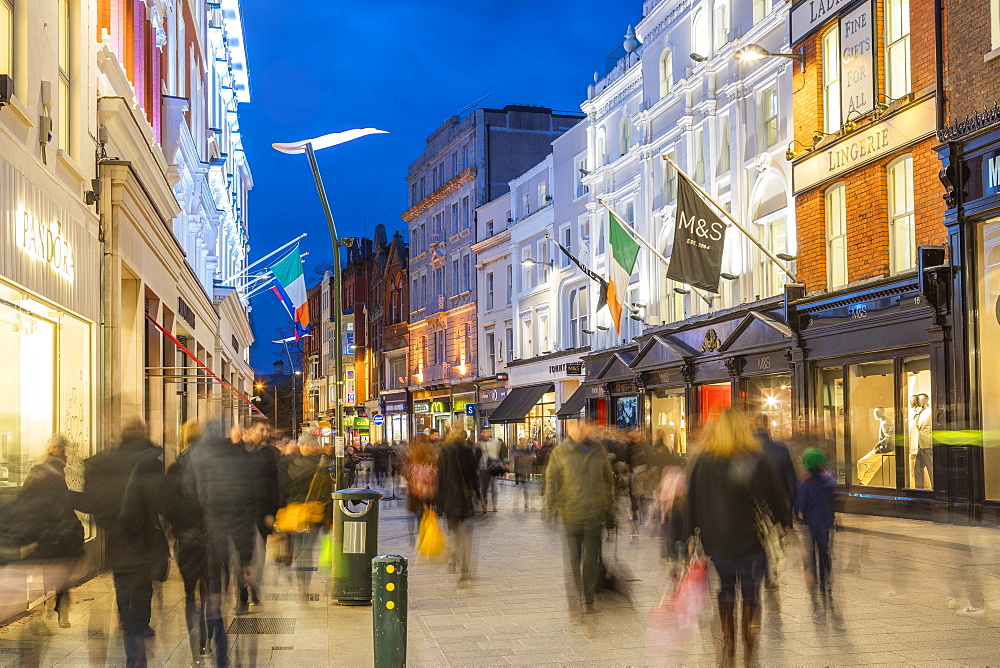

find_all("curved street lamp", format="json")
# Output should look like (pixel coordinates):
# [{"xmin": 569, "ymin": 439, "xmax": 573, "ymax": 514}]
[{"xmin": 272, "ymin": 127, "xmax": 388, "ymax": 487}]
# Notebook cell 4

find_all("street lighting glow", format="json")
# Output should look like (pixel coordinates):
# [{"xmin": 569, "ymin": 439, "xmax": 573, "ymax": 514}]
[
  {"xmin": 735, "ymin": 44, "xmax": 770, "ymax": 61},
  {"xmin": 271, "ymin": 128, "xmax": 389, "ymax": 155}
]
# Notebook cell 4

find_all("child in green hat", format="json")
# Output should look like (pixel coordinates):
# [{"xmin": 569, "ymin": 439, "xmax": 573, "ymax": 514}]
[{"xmin": 794, "ymin": 448, "xmax": 840, "ymax": 625}]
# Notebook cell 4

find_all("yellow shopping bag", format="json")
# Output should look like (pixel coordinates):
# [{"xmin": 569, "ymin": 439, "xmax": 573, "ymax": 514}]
[{"xmin": 416, "ymin": 511, "xmax": 447, "ymax": 558}]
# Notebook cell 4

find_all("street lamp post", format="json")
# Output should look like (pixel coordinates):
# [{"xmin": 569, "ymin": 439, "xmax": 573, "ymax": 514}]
[{"xmin": 273, "ymin": 128, "xmax": 387, "ymax": 489}]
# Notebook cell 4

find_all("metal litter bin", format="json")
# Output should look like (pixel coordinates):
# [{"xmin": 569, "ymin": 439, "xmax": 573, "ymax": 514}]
[{"xmin": 330, "ymin": 488, "xmax": 382, "ymax": 604}]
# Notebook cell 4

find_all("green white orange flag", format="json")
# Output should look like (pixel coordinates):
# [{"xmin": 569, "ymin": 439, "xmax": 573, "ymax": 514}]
[{"xmin": 607, "ymin": 211, "xmax": 640, "ymax": 332}]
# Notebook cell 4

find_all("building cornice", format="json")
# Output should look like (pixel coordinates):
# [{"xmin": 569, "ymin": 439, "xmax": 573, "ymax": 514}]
[{"xmin": 402, "ymin": 167, "xmax": 476, "ymax": 222}]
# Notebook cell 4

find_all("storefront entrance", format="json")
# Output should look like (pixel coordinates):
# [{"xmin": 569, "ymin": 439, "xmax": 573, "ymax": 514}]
[{"xmin": 700, "ymin": 382, "xmax": 731, "ymax": 424}]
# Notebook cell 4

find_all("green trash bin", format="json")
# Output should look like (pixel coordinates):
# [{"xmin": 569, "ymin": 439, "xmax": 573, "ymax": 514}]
[{"xmin": 330, "ymin": 488, "xmax": 383, "ymax": 605}]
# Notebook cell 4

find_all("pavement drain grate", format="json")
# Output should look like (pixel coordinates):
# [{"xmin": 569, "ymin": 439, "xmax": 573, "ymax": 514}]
[
  {"xmin": 272, "ymin": 646, "xmax": 294, "ymax": 650},
  {"xmin": 227, "ymin": 617, "xmax": 296, "ymax": 635},
  {"xmin": 263, "ymin": 593, "xmax": 321, "ymax": 601}
]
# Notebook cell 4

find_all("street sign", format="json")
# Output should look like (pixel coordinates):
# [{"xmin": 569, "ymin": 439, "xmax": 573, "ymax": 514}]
[
  {"xmin": 465, "ymin": 404, "xmax": 476, "ymax": 416},
  {"xmin": 335, "ymin": 436, "xmax": 345, "ymax": 457},
  {"xmin": 321, "ymin": 426, "xmax": 332, "ymax": 437},
  {"xmin": 372, "ymin": 414, "xmax": 385, "ymax": 426}
]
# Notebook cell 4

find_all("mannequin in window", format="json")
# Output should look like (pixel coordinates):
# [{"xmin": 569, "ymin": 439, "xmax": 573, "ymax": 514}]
[
  {"xmin": 910, "ymin": 393, "xmax": 933, "ymax": 489},
  {"xmin": 857, "ymin": 407, "xmax": 893, "ymax": 486}
]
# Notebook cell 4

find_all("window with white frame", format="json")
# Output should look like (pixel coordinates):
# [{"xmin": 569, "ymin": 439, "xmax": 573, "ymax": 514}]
[
  {"xmin": 992, "ymin": 0, "xmax": 1000, "ymax": 50},
  {"xmin": 462, "ymin": 144, "xmax": 470, "ymax": 169},
  {"xmin": 486, "ymin": 272, "xmax": 495, "ymax": 309},
  {"xmin": 485, "ymin": 332, "xmax": 496, "ymax": 376},
  {"xmin": 432, "ymin": 166, "xmax": 439, "ymax": 190},
  {"xmin": 823, "ymin": 28, "xmax": 842, "ymax": 133},
  {"xmin": 522, "ymin": 192, "xmax": 531, "ymax": 217},
  {"xmin": 659, "ymin": 48, "xmax": 673, "ymax": 99},
  {"xmin": 826, "ymin": 183, "xmax": 848, "ymax": 288},
  {"xmin": 597, "ymin": 130, "xmax": 607, "ymax": 166},
  {"xmin": 519, "ymin": 315, "xmax": 532, "ymax": 359},
  {"xmin": 621, "ymin": 116, "xmax": 632, "ymax": 156},
  {"xmin": 452, "ymin": 259, "xmax": 460, "ymax": 296},
  {"xmin": 486, "ymin": 219, "xmax": 494, "ymax": 237},
  {"xmin": 506, "ymin": 264, "xmax": 513, "ymax": 305},
  {"xmin": 538, "ymin": 180, "xmax": 548, "ymax": 208},
  {"xmin": 885, "ymin": 0, "xmax": 911, "ymax": 100},
  {"xmin": 451, "ymin": 203, "xmax": 459, "ymax": 234},
  {"xmin": 521, "ymin": 248, "xmax": 532, "ymax": 290},
  {"xmin": 692, "ymin": 12, "xmax": 710, "ymax": 58},
  {"xmin": 451, "ymin": 152, "xmax": 459, "ymax": 176},
  {"xmin": 580, "ymin": 216, "xmax": 591, "ymax": 244},
  {"xmin": 753, "ymin": 0, "xmax": 768, "ymax": 24},
  {"xmin": 760, "ymin": 86, "xmax": 779, "ymax": 150},
  {"xmin": 560, "ymin": 226, "xmax": 572, "ymax": 267},
  {"xmin": 462, "ymin": 255, "xmax": 471, "ymax": 291},
  {"xmin": 718, "ymin": 115, "xmax": 731, "ymax": 174},
  {"xmin": 694, "ymin": 130, "xmax": 706, "ymax": 184},
  {"xmin": 58, "ymin": 0, "xmax": 71, "ymax": 153},
  {"xmin": 462, "ymin": 196, "xmax": 470, "ymax": 229},
  {"xmin": 388, "ymin": 355, "xmax": 407, "ymax": 390},
  {"xmin": 624, "ymin": 200, "xmax": 635, "ymax": 227},
  {"xmin": 664, "ymin": 152, "xmax": 678, "ymax": 203},
  {"xmin": 753, "ymin": 214, "xmax": 788, "ymax": 298},
  {"xmin": 504, "ymin": 326, "xmax": 514, "ymax": 362},
  {"xmin": 714, "ymin": 0, "xmax": 730, "ymax": 48},
  {"xmin": 538, "ymin": 310, "xmax": 550, "ymax": 354},
  {"xmin": 888, "ymin": 155, "xmax": 916, "ymax": 274},
  {"xmin": 0, "ymin": 0, "xmax": 12, "ymax": 79},
  {"xmin": 596, "ymin": 220, "xmax": 606, "ymax": 255},
  {"xmin": 537, "ymin": 241, "xmax": 550, "ymax": 283},
  {"xmin": 568, "ymin": 286, "xmax": 589, "ymax": 349},
  {"xmin": 576, "ymin": 155, "xmax": 589, "ymax": 197}
]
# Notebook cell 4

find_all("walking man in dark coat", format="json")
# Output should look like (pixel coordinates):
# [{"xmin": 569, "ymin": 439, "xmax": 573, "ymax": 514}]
[{"xmin": 436, "ymin": 429, "xmax": 480, "ymax": 583}]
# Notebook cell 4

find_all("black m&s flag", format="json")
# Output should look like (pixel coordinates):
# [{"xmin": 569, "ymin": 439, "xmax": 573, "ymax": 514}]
[{"xmin": 666, "ymin": 173, "xmax": 727, "ymax": 293}]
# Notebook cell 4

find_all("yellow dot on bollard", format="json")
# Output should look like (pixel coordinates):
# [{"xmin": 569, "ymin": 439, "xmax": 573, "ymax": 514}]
[
  {"xmin": 386, "ymin": 583, "xmax": 395, "ymax": 591},
  {"xmin": 386, "ymin": 565, "xmax": 395, "ymax": 574},
  {"xmin": 386, "ymin": 601, "xmax": 395, "ymax": 610}
]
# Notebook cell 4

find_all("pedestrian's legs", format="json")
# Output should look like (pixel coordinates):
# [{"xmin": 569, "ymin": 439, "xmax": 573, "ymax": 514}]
[
  {"xmin": 736, "ymin": 553, "xmax": 766, "ymax": 665},
  {"xmin": 579, "ymin": 525, "xmax": 602, "ymax": 607},
  {"xmin": 447, "ymin": 518, "xmax": 472, "ymax": 580},
  {"xmin": 478, "ymin": 471, "xmax": 489, "ymax": 512},
  {"xmin": 712, "ymin": 558, "xmax": 739, "ymax": 664},
  {"xmin": 488, "ymin": 475, "xmax": 498, "ymax": 511},
  {"xmin": 563, "ymin": 527, "xmax": 585, "ymax": 613},
  {"xmin": 114, "ymin": 570, "xmax": 153, "ymax": 668}
]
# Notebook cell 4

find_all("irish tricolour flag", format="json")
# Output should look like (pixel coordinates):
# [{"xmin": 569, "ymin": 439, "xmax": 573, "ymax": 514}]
[
  {"xmin": 270, "ymin": 245, "xmax": 310, "ymax": 338},
  {"xmin": 607, "ymin": 211, "xmax": 639, "ymax": 333}
]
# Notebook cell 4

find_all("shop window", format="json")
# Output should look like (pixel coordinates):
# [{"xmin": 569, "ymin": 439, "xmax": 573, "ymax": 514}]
[
  {"xmin": 885, "ymin": 0, "xmax": 911, "ymax": 99},
  {"xmin": 517, "ymin": 390, "xmax": 557, "ymax": 444},
  {"xmin": 614, "ymin": 396, "xmax": 638, "ymax": 429},
  {"xmin": 823, "ymin": 27, "xmax": 842, "ymax": 134},
  {"xmin": 981, "ymin": 221, "xmax": 1000, "ymax": 499},
  {"xmin": 888, "ymin": 155, "xmax": 916, "ymax": 274},
  {"xmin": 817, "ymin": 367, "xmax": 846, "ymax": 484},
  {"xmin": 650, "ymin": 388, "xmax": 686, "ymax": 454},
  {"xmin": 903, "ymin": 356, "xmax": 932, "ymax": 490},
  {"xmin": 850, "ymin": 360, "xmax": 897, "ymax": 488},
  {"xmin": 745, "ymin": 375, "xmax": 792, "ymax": 441}
]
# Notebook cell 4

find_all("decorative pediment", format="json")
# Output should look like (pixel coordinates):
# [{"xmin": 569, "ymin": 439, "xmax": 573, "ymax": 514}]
[
  {"xmin": 718, "ymin": 311, "xmax": 793, "ymax": 353},
  {"xmin": 631, "ymin": 335, "xmax": 696, "ymax": 372},
  {"xmin": 595, "ymin": 352, "xmax": 637, "ymax": 381}
]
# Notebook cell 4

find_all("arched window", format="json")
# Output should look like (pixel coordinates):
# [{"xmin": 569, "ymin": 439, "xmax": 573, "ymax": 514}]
[
  {"xmin": 620, "ymin": 116, "xmax": 632, "ymax": 156},
  {"xmin": 822, "ymin": 27, "xmax": 841, "ymax": 133},
  {"xmin": 692, "ymin": 12, "xmax": 709, "ymax": 59},
  {"xmin": 750, "ymin": 176, "xmax": 791, "ymax": 298},
  {"xmin": 659, "ymin": 48, "xmax": 673, "ymax": 99}
]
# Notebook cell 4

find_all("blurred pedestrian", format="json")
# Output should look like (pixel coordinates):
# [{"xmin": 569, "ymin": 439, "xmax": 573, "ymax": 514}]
[
  {"xmin": 159, "ymin": 420, "xmax": 210, "ymax": 661},
  {"xmin": 79, "ymin": 418, "xmax": 168, "ymax": 668},
  {"xmin": 282, "ymin": 432, "xmax": 332, "ymax": 590},
  {"xmin": 686, "ymin": 408, "xmax": 791, "ymax": 666},
  {"xmin": 545, "ymin": 421, "xmax": 615, "ymax": 620},
  {"xmin": 754, "ymin": 413, "xmax": 796, "ymax": 589},
  {"xmin": 794, "ymin": 448, "xmax": 840, "ymax": 625},
  {"xmin": 477, "ymin": 428, "xmax": 502, "ymax": 513},
  {"xmin": 19, "ymin": 434, "xmax": 84, "ymax": 628},
  {"xmin": 236, "ymin": 417, "xmax": 279, "ymax": 612},
  {"xmin": 436, "ymin": 429, "xmax": 479, "ymax": 582},
  {"xmin": 403, "ymin": 434, "xmax": 438, "ymax": 534},
  {"xmin": 513, "ymin": 439, "xmax": 536, "ymax": 511},
  {"xmin": 188, "ymin": 421, "xmax": 259, "ymax": 666}
]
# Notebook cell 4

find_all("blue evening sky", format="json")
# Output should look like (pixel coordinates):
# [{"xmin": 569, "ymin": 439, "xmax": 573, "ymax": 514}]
[{"xmin": 241, "ymin": 0, "xmax": 642, "ymax": 370}]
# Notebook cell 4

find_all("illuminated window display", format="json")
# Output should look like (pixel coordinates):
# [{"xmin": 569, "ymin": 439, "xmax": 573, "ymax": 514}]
[
  {"xmin": 817, "ymin": 367, "xmax": 847, "ymax": 484},
  {"xmin": 978, "ymin": 219, "xmax": 1000, "ymax": 499},
  {"xmin": 746, "ymin": 375, "xmax": 792, "ymax": 440},
  {"xmin": 903, "ymin": 356, "xmax": 932, "ymax": 490},
  {"xmin": 0, "ymin": 278, "xmax": 93, "ymax": 492},
  {"xmin": 649, "ymin": 388, "xmax": 686, "ymax": 454},
  {"xmin": 850, "ymin": 361, "xmax": 897, "ymax": 488},
  {"xmin": 517, "ymin": 391, "xmax": 557, "ymax": 444}
]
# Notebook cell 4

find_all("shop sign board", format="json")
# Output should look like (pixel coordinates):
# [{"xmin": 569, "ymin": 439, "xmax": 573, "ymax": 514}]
[
  {"xmin": 16, "ymin": 209, "xmax": 76, "ymax": 280},
  {"xmin": 647, "ymin": 368, "xmax": 684, "ymax": 386},
  {"xmin": 744, "ymin": 352, "xmax": 791, "ymax": 375},
  {"xmin": 792, "ymin": 98, "xmax": 936, "ymax": 194},
  {"xmin": 566, "ymin": 362, "xmax": 583, "ymax": 375},
  {"xmin": 465, "ymin": 403, "xmax": 476, "ymax": 416},
  {"xmin": 478, "ymin": 388, "xmax": 509, "ymax": 403},
  {"xmin": 610, "ymin": 381, "xmax": 635, "ymax": 394},
  {"xmin": 413, "ymin": 401, "xmax": 431, "ymax": 414},
  {"xmin": 806, "ymin": 291, "xmax": 924, "ymax": 325},
  {"xmin": 840, "ymin": 1, "xmax": 875, "ymax": 122},
  {"xmin": 790, "ymin": 0, "xmax": 856, "ymax": 45},
  {"xmin": 586, "ymin": 384, "xmax": 604, "ymax": 397},
  {"xmin": 430, "ymin": 399, "xmax": 451, "ymax": 413}
]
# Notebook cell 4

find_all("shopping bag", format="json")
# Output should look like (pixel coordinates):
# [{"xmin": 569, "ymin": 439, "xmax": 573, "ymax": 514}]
[
  {"xmin": 416, "ymin": 512, "xmax": 447, "ymax": 558},
  {"xmin": 648, "ymin": 532, "xmax": 709, "ymax": 650},
  {"xmin": 317, "ymin": 531, "xmax": 333, "ymax": 575}
]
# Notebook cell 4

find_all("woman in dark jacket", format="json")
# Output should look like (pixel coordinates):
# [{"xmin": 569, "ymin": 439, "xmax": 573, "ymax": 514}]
[
  {"xmin": 686, "ymin": 409, "xmax": 791, "ymax": 666},
  {"xmin": 19, "ymin": 434, "xmax": 84, "ymax": 628},
  {"xmin": 436, "ymin": 430, "xmax": 479, "ymax": 582}
]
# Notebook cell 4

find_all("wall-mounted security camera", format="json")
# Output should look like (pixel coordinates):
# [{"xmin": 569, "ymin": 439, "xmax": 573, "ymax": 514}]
[
  {"xmin": 0, "ymin": 75, "xmax": 13, "ymax": 108},
  {"xmin": 85, "ymin": 178, "xmax": 102, "ymax": 206}
]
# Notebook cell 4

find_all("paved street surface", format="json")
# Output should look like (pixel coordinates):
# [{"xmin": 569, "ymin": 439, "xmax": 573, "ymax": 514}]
[{"xmin": 3, "ymin": 478, "xmax": 1000, "ymax": 666}]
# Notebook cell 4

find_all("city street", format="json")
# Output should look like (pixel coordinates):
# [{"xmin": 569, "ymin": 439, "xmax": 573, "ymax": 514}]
[{"xmin": 2, "ymin": 479, "xmax": 1000, "ymax": 667}]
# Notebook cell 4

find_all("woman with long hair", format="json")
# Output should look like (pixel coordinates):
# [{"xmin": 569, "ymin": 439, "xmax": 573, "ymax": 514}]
[{"xmin": 686, "ymin": 409, "xmax": 791, "ymax": 666}]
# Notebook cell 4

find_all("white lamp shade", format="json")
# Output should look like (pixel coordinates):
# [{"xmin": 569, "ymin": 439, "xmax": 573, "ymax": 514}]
[{"xmin": 272, "ymin": 128, "xmax": 388, "ymax": 154}]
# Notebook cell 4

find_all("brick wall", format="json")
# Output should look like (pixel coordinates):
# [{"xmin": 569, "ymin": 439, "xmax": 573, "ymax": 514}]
[
  {"xmin": 944, "ymin": 0, "xmax": 1000, "ymax": 121},
  {"xmin": 792, "ymin": 0, "xmax": 947, "ymax": 292}
]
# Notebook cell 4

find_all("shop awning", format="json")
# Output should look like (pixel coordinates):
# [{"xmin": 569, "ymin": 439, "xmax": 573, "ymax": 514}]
[
  {"xmin": 487, "ymin": 383, "xmax": 554, "ymax": 424},
  {"xmin": 556, "ymin": 384, "xmax": 589, "ymax": 420}
]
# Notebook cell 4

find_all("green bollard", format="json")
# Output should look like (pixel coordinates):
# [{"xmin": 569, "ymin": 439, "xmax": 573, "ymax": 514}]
[{"xmin": 372, "ymin": 555, "xmax": 407, "ymax": 668}]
